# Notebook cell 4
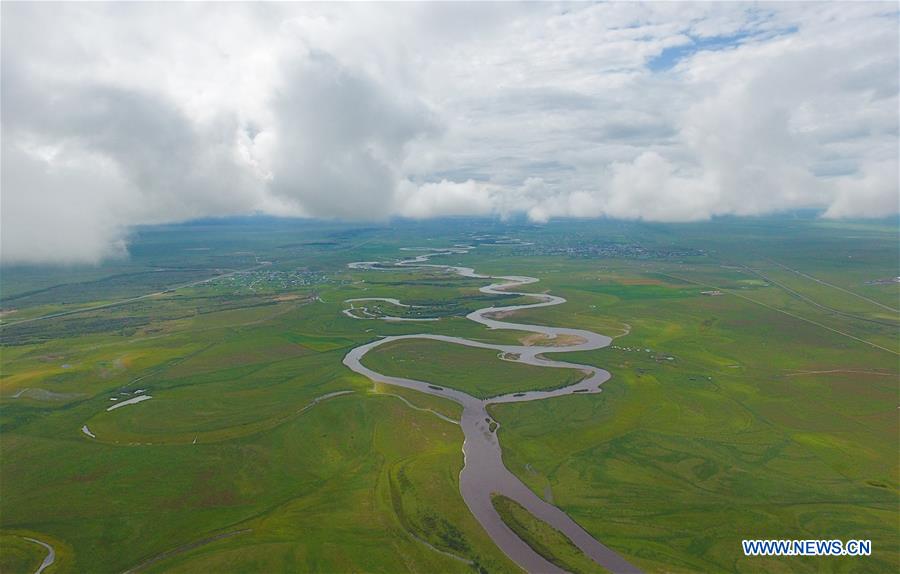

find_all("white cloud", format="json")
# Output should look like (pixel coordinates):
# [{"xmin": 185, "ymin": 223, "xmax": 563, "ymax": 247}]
[
  {"xmin": 395, "ymin": 179, "xmax": 498, "ymax": 219},
  {"xmin": 267, "ymin": 51, "xmax": 438, "ymax": 219},
  {"xmin": 1, "ymin": 2, "xmax": 897, "ymax": 263},
  {"xmin": 825, "ymin": 160, "xmax": 900, "ymax": 218},
  {"xmin": 1, "ymin": 139, "xmax": 131, "ymax": 265}
]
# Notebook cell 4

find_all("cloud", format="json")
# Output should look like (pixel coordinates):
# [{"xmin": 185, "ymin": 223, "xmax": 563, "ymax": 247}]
[
  {"xmin": 824, "ymin": 160, "xmax": 900, "ymax": 218},
  {"xmin": 1, "ymin": 59, "xmax": 268, "ymax": 263},
  {"xmin": 267, "ymin": 51, "xmax": 438, "ymax": 219},
  {"xmin": 1, "ymin": 2, "xmax": 897, "ymax": 263},
  {"xmin": 1, "ymin": 139, "xmax": 131, "ymax": 265},
  {"xmin": 394, "ymin": 179, "xmax": 498, "ymax": 219}
]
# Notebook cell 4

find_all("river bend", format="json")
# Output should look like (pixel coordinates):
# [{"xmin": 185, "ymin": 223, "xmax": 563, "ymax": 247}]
[{"xmin": 344, "ymin": 247, "xmax": 641, "ymax": 574}]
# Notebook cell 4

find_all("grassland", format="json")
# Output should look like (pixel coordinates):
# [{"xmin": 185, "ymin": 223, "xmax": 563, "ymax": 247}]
[
  {"xmin": 485, "ymin": 252, "xmax": 898, "ymax": 572},
  {"xmin": 0, "ymin": 533, "xmax": 56, "ymax": 574},
  {"xmin": 491, "ymin": 495, "xmax": 606, "ymax": 574},
  {"xmin": 1, "ymin": 215, "xmax": 897, "ymax": 573},
  {"xmin": 361, "ymin": 339, "xmax": 586, "ymax": 399},
  {"xmin": 0, "ymin": 221, "xmax": 525, "ymax": 572}
]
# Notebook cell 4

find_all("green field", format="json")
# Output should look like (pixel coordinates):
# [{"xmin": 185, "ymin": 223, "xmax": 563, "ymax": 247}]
[
  {"xmin": 489, "ymin": 268, "xmax": 898, "ymax": 572},
  {"xmin": 491, "ymin": 495, "xmax": 606, "ymax": 574},
  {"xmin": 362, "ymin": 339, "xmax": 586, "ymax": 399},
  {"xmin": 1, "ymin": 216, "xmax": 897, "ymax": 573}
]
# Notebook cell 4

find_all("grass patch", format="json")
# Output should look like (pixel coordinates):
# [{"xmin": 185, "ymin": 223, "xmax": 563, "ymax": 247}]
[
  {"xmin": 491, "ymin": 495, "xmax": 606, "ymax": 574},
  {"xmin": 362, "ymin": 338, "xmax": 586, "ymax": 398}
]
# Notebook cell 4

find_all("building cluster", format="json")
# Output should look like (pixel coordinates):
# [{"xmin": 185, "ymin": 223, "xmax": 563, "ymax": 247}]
[{"xmin": 515, "ymin": 241, "xmax": 705, "ymax": 260}]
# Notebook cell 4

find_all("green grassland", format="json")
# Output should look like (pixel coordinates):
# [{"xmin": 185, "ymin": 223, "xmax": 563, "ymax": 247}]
[
  {"xmin": 362, "ymin": 339, "xmax": 586, "ymax": 399},
  {"xmin": 491, "ymin": 494, "xmax": 606, "ymax": 574},
  {"xmin": 0, "ymin": 533, "xmax": 54, "ymax": 574},
  {"xmin": 1, "ymin": 215, "xmax": 897, "ymax": 573},
  {"xmin": 369, "ymin": 381, "xmax": 464, "ymax": 422},
  {"xmin": 486, "ymin": 254, "xmax": 898, "ymax": 572}
]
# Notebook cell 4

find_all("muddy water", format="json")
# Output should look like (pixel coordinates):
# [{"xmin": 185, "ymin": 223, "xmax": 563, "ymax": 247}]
[{"xmin": 344, "ymin": 248, "xmax": 641, "ymax": 573}]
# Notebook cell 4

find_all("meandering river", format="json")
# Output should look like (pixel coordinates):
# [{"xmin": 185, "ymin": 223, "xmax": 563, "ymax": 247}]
[{"xmin": 344, "ymin": 247, "xmax": 641, "ymax": 574}]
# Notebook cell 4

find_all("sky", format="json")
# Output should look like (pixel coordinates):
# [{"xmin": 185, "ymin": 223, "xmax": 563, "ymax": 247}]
[{"xmin": 1, "ymin": 1, "xmax": 898, "ymax": 264}]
